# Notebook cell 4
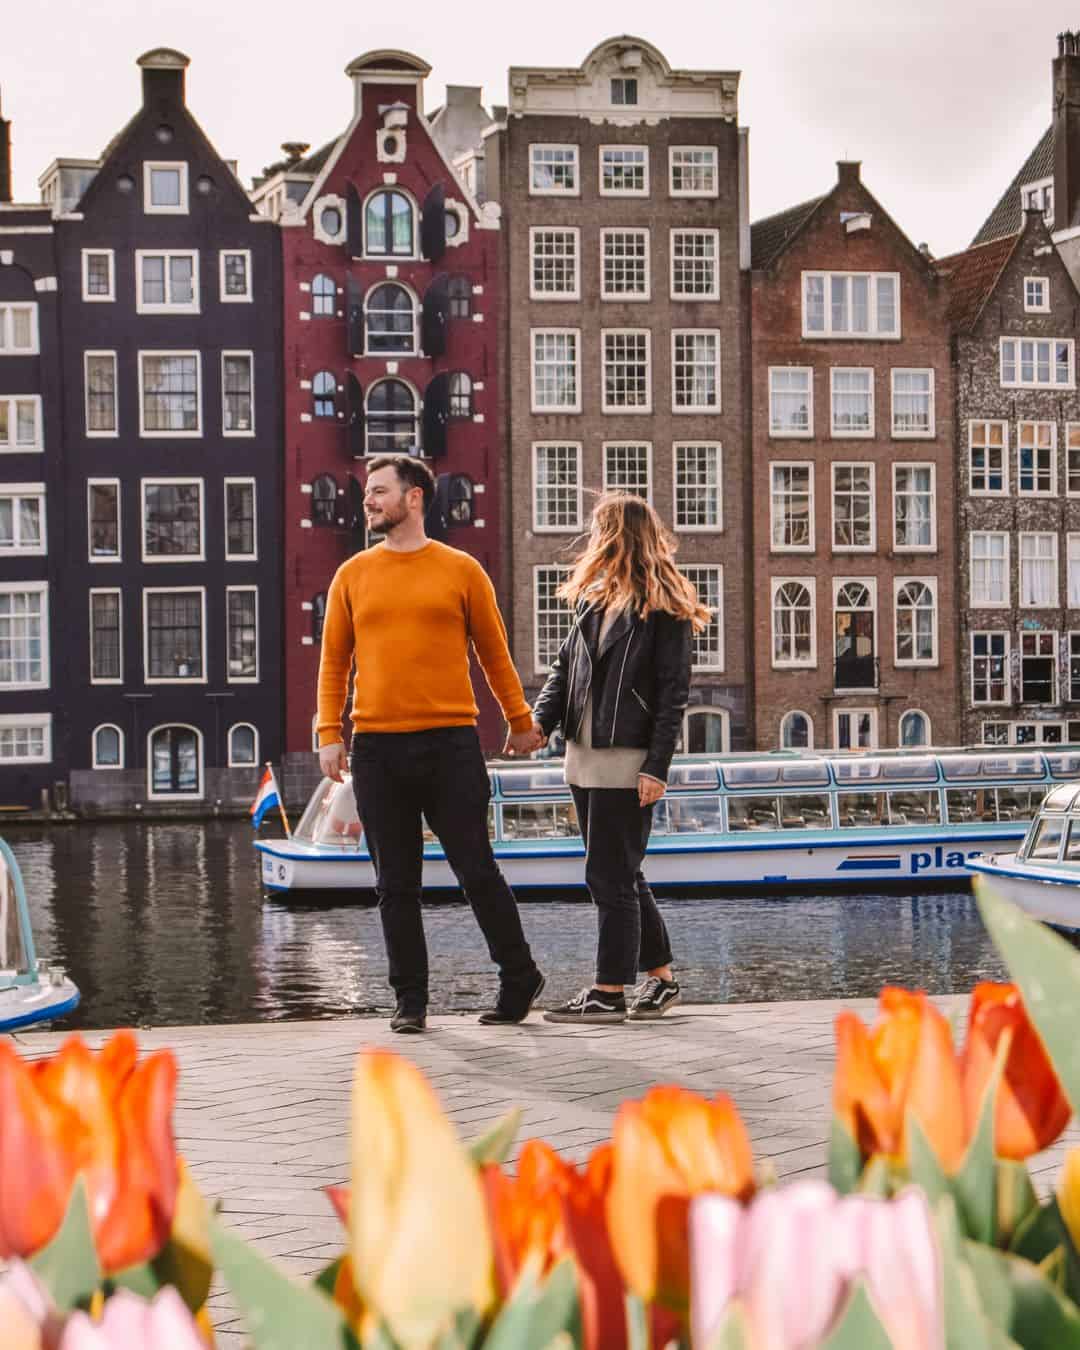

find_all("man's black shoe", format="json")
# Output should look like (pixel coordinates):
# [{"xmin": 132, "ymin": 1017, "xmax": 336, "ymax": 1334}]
[
  {"xmin": 478, "ymin": 971, "xmax": 546, "ymax": 1025},
  {"xmin": 390, "ymin": 1007, "xmax": 426, "ymax": 1034}
]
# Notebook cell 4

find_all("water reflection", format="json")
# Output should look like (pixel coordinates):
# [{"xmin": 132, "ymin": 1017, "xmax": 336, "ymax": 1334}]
[{"xmin": 3, "ymin": 821, "xmax": 1009, "ymax": 1029}]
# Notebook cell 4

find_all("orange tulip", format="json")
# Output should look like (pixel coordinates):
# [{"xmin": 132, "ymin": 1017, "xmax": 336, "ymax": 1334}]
[
  {"xmin": 833, "ymin": 988, "xmax": 966, "ymax": 1173},
  {"xmin": 482, "ymin": 1140, "xmax": 570, "ymax": 1294},
  {"xmin": 0, "ymin": 1031, "xmax": 178, "ymax": 1271},
  {"xmin": 961, "ymin": 981, "xmax": 1071, "ymax": 1160},
  {"xmin": 606, "ymin": 1086, "xmax": 754, "ymax": 1314}
]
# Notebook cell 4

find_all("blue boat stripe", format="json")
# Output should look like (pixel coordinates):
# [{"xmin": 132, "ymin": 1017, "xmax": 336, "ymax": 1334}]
[{"xmin": 836, "ymin": 858, "xmax": 903, "ymax": 871}]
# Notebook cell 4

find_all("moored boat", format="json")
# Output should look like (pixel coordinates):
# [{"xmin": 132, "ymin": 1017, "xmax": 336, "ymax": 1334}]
[
  {"xmin": 0, "ymin": 837, "xmax": 80, "ymax": 1031},
  {"xmin": 969, "ymin": 783, "xmax": 1080, "ymax": 929},
  {"xmin": 257, "ymin": 747, "xmax": 1080, "ymax": 896}
]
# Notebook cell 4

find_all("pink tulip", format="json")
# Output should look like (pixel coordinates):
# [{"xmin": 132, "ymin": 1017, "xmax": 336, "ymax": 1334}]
[
  {"xmin": 58, "ymin": 1289, "xmax": 207, "ymax": 1349},
  {"xmin": 0, "ymin": 1261, "xmax": 63, "ymax": 1350},
  {"xmin": 690, "ymin": 1182, "xmax": 942, "ymax": 1350}
]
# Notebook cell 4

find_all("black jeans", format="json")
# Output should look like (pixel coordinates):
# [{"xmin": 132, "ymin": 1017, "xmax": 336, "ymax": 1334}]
[
  {"xmin": 570, "ymin": 785, "xmax": 673, "ymax": 987},
  {"xmin": 351, "ymin": 727, "xmax": 539, "ymax": 1011}
]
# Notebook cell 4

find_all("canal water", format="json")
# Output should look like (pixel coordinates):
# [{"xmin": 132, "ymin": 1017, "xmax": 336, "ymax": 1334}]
[{"xmin": 5, "ymin": 819, "xmax": 1010, "ymax": 1030}]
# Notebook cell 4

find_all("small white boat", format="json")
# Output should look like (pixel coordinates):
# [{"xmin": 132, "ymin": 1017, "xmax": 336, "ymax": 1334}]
[
  {"xmin": 969, "ymin": 783, "xmax": 1080, "ymax": 929},
  {"xmin": 256, "ymin": 748, "xmax": 1078, "ymax": 896},
  {"xmin": 0, "ymin": 837, "xmax": 80, "ymax": 1031}
]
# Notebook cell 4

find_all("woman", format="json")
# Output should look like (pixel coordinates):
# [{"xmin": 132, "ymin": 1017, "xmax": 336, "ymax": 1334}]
[{"xmin": 531, "ymin": 494, "xmax": 710, "ymax": 1024}]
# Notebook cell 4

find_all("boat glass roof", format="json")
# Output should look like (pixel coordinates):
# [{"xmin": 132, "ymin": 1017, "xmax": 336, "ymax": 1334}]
[
  {"xmin": 1047, "ymin": 752, "xmax": 1080, "ymax": 779},
  {"xmin": 497, "ymin": 767, "xmax": 567, "ymax": 795},
  {"xmin": 939, "ymin": 753, "xmax": 1043, "ymax": 781},
  {"xmin": 667, "ymin": 763, "xmax": 720, "ymax": 788},
  {"xmin": 1042, "ymin": 784, "xmax": 1080, "ymax": 812}
]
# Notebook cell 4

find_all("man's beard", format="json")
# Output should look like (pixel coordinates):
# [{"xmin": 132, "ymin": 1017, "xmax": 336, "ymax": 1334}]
[{"xmin": 365, "ymin": 498, "xmax": 409, "ymax": 535}]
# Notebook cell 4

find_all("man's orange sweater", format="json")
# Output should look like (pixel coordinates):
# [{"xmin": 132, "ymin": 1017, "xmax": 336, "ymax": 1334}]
[{"xmin": 315, "ymin": 541, "xmax": 533, "ymax": 746}]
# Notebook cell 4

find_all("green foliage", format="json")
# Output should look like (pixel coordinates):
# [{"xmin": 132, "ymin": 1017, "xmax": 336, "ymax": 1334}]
[
  {"xmin": 965, "ymin": 1241, "xmax": 1080, "ymax": 1347},
  {"xmin": 468, "ymin": 1109, "xmax": 523, "ymax": 1166},
  {"xmin": 935, "ymin": 1196, "xmax": 1015, "ymax": 1350},
  {"xmin": 29, "ymin": 1176, "xmax": 102, "ymax": 1313},
  {"xmin": 704, "ymin": 1304, "xmax": 749, "ymax": 1350},
  {"xmin": 482, "ymin": 1258, "xmax": 580, "ymax": 1350},
  {"xmin": 827, "ymin": 1119, "xmax": 862, "ymax": 1195},
  {"xmin": 818, "ymin": 1281, "xmax": 894, "ymax": 1350},
  {"xmin": 1011, "ymin": 1198, "xmax": 1080, "ymax": 1306},
  {"xmin": 996, "ymin": 1162, "xmax": 1039, "ymax": 1249}
]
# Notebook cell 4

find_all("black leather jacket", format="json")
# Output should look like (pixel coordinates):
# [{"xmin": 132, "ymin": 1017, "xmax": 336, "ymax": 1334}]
[{"xmin": 532, "ymin": 603, "xmax": 692, "ymax": 784}]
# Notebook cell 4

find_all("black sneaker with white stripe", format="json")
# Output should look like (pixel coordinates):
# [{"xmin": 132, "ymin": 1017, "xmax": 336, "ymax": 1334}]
[
  {"xmin": 543, "ymin": 987, "xmax": 627, "ymax": 1024},
  {"xmin": 628, "ymin": 976, "xmax": 681, "ymax": 1020}
]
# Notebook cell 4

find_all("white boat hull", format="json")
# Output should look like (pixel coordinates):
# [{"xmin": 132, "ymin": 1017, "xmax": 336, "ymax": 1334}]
[
  {"xmin": 0, "ymin": 978, "xmax": 80, "ymax": 1032},
  {"xmin": 968, "ymin": 855, "xmax": 1080, "ymax": 929}
]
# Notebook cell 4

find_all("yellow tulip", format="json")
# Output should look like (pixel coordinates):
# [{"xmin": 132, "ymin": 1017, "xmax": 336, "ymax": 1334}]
[
  {"xmin": 1060, "ymin": 1148, "xmax": 1080, "ymax": 1252},
  {"xmin": 349, "ymin": 1050, "xmax": 493, "ymax": 1347}
]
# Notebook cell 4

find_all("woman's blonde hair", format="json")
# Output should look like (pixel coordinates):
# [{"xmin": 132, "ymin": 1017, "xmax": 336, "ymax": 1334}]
[{"xmin": 557, "ymin": 493, "xmax": 713, "ymax": 633}]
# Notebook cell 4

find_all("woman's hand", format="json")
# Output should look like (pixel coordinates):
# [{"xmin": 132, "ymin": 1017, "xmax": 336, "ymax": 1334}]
[{"xmin": 638, "ymin": 774, "xmax": 665, "ymax": 807}]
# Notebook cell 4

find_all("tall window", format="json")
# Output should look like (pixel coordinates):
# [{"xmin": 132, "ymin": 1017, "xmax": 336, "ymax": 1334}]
[
  {"xmin": 312, "ymin": 274, "xmax": 336, "ymax": 317},
  {"xmin": 85, "ymin": 353, "xmax": 117, "ymax": 434},
  {"xmin": 533, "ymin": 444, "xmax": 581, "ymax": 531},
  {"xmin": 89, "ymin": 590, "xmax": 121, "ymax": 682},
  {"xmin": 670, "ymin": 230, "xmax": 719, "ymax": 299},
  {"xmin": 970, "ymin": 532, "xmax": 1009, "ymax": 606},
  {"xmin": 365, "ymin": 190, "xmax": 414, "ymax": 255},
  {"xmin": 225, "ymin": 480, "xmax": 256, "ymax": 559},
  {"xmin": 682, "ymin": 566, "xmax": 723, "ymax": 670},
  {"xmin": 969, "ymin": 420, "xmax": 1007, "ymax": 494},
  {"xmin": 1019, "ymin": 533, "xmax": 1058, "ymax": 607},
  {"xmin": 831, "ymin": 464, "xmax": 873, "ymax": 550},
  {"xmin": 1017, "ymin": 422, "xmax": 1056, "ymax": 495},
  {"xmin": 672, "ymin": 331, "xmax": 720, "ymax": 411},
  {"xmin": 803, "ymin": 272, "xmax": 899, "ymax": 337},
  {"xmin": 830, "ymin": 369, "xmax": 873, "ymax": 436},
  {"xmin": 0, "ymin": 488, "xmax": 44, "ymax": 554},
  {"xmin": 780, "ymin": 711, "xmax": 813, "ymax": 749},
  {"xmin": 0, "ymin": 303, "xmax": 38, "ymax": 354},
  {"xmin": 447, "ymin": 276, "xmax": 471, "ymax": 319},
  {"xmin": 769, "ymin": 368, "xmax": 812, "ymax": 436},
  {"xmin": 601, "ymin": 230, "xmax": 649, "ymax": 299},
  {"xmin": 602, "ymin": 331, "xmax": 651, "ymax": 411},
  {"xmin": 88, "ymin": 481, "xmax": 120, "ymax": 560},
  {"xmin": 448, "ymin": 372, "xmax": 473, "ymax": 419},
  {"xmin": 674, "ymin": 444, "xmax": 721, "ymax": 530},
  {"xmin": 365, "ymin": 284, "xmax": 415, "ymax": 353},
  {"xmin": 222, "ymin": 354, "xmax": 254, "ymax": 434},
  {"xmin": 534, "ymin": 567, "xmax": 572, "ymax": 673},
  {"xmin": 1071, "ymin": 634, "xmax": 1080, "ymax": 703},
  {"xmin": 311, "ymin": 474, "xmax": 337, "ymax": 525},
  {"xmin": 0, "ymin": 396, "xmax": 42, "ymax": 451},
  {"xmin": 669, "ymin": 147, "xmax": 718, "ymax": 196},
  {"xmin": 834, "ymin": 582, "xmax": 876, "ymax": 690},
  {"xmin": 1000, "ymin": 338, "xmax": 1073, "ymax": 388},
  {"xmin": 891, "ymin": 370, "xmax": 934, "ymax": 436},
  {"xmin": 227, "ymin": 588, "xmax": 258, "ymax": 681},
  {"xmin": 149, "ymin": 726, "xmax": 201, "ymax": 797},
  {"xmin": 1069, "ymin": 424, "xmax": 1080, "ymax": 495},
  {"xmin": 140, "ymin": 354, "xmax": 200, "ymax": 435},
  {"xmin": 312, "ymin": 371, "xmax": 337, "ymax": 418},
  {"xmin": 82, "ymin": 250, "xmax": 114, "ymax": 301},
  {"xmin": 220, "ymin": 251, "xmax": 251, "ymax": 301},
  {"xmin": 145, "ymin": 591, "xmax": 204, "ymax": 681},
  {"xmin": 599, "ymin": 146, "xmax": 648, "ymax": 194},
  {"xmin": 893, "ymin": 465, "xmax": 935, "ymax": 550},
  {"xmin": 772, "ymin": 581, "xmax": 814, "ymax": 666},
  {"xmin": 365, "ymin": 379, "xmax": 417, "ymax": 453},
  {"xmin": 531, "ymin": 330, "xmax": 580, "ymax": 412},
  {"xmin": 0, "ymin": 585, "xmax": 47, "ymax": 687},
  {"xmin": 530, "ymin": 229, "xmax": 579, "ymax": 299},
  {"xmin": 895, "ymin": 580, "xmax": 937, "ymax": 664},
  {"xmin": 1021, "ymin": 632, "xmax": 1056, "ymax": 704},
  {"xmin": 604, "ymin": 444, "xmax": 650, "ymax": 501},
  {"xmin": 899, "ymin": 711, "xmax": 930, "ymax": 747},
  {"xmin": 1070, "ymin": 535, "xmax": 1080, "ymax": 608},
  {"xmin": 529, "ymin": 145, "xmax": 579, "ymax": 194},
  {"xmin": 143, "ymin": 481, "xmax": 202, "ymax": 559},
  {"xmin": 93, "ymin": 725, "xmax": 123, "ymax": 769},
  {"xmin": 137, "ymin": 251, "xmax": 198, "ymax": 311},
  {"xmin": 971, "ymin": 632, "xmax": 1008, "ymax": 704},
  {"xmin": 770, "ymin": 464, "xmax": 812, "ymax": 550}
]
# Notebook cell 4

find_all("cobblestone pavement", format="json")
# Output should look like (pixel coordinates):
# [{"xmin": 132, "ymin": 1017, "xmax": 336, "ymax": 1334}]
[{"xmin": 12, "ymin": 999, "xmax": 1080, "ymax": 1343}]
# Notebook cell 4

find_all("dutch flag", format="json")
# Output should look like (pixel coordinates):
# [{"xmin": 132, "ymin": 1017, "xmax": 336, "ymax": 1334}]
[{"xmin": 250, "ymin": 766, "xmax": 282, "ymax": 830}]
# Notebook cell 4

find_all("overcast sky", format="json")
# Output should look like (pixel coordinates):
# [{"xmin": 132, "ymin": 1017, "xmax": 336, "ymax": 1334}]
[{"xmin": 2, "ymin": 0, "xmax": 1070, "ymax": 257}]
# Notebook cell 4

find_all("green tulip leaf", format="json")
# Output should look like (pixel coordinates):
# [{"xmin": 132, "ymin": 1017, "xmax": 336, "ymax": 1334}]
[
  {"xmin": 819, "ymin": 1280, "xmax": 894, "ymax": 1350},
  {"xmin": 857, "ymin": 1154, "xmax": 893, "ymax": 1198},
  {"xmin": 209, "ymin": 1214, "xmax": 361, "ymax": 1349},
  {"xmin": 975, "ymin": 880, "xmax": 1080, "ymax": 1114},
  {"xmin": 109, "ymin": 1260, "xmax": 160, "ymax": 1300},
  {"xmin": 705, "ymin": 1303, "xmax": 750, "ymax": 1350},
  {"xmin": 1011, "ymin": 1198, "xmax": 1080, "ymax": 1305},
  {"xmin": 625, "ymin": 1291, "xmax": 650, "ymax": 1350},
  {"xmin": 29, "ymin": 1176, "xmax": 103, "ymax": 1313},
  {"xmin": 996, "ymin": 1162, "xmax": 1039, "ymax": 1248},
  {"xmin": 468, "ymin": 1109, "xmax": 523, "ymax": 1166},
  {"xmin": 906, "ymin": 1115, "xmax": 951, "ymax": 1211},
  {"xmin": 935, "ymin": 1195, "xmax": 1009, "ymax": 1350},
  {"xmin": 482, "ymin": 1258, "xmax": 580, "ymax": 1350},
  {"xmin": 954, "ymin": 1033, "xmax": 1009, "ymax": 1246},
  {"xmin": 313, "ymin": 1257, "xmax": 345, "ymax": 1300},
  {"xmin": 827, "ymin": 1118, "xmax": 863, "ymax": 1195},
  {"xmin": 964, "ymin": 1239, "xmax": 1080, "ymax": 1347},
  {"xmin": 434, "ymin": 1307, "xmax": 482, "ymax": 1350}
]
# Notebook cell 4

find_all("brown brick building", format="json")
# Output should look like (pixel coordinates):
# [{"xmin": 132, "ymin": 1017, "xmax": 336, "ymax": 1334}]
[
  {"xmin": 749, "ymin": 162, "xmax": 958, "ymax": 752},
  {"xmin": 485, "ymin": 36, "xmax": 752, "ymax": 752}
]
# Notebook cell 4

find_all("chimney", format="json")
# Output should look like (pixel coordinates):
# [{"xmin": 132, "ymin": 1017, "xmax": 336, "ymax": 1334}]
[
  {"xmin": 1054, "ymin": 31, "xmax": 1080, "ymax": 231},
  {"xmin": 836, "ymin": 160, "xmax": 861, "ymax": 188},
  {"xmin": 0, "ymin": 89, "xmax": 11, "ymax": 204},
  {"xmin": 136, "ymin": 47, "xmax": 190, "ymax": 108}
]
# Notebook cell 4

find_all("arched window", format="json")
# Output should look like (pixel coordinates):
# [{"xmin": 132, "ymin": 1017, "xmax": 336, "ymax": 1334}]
[
  {"xmin": 682, "ymin": 708, "xmax": 730, "ymax": 754},
  {"xmin": 148, "ymin": 725, "xmax": 202, "ymax": 798},
  {"xmin": 313, "ymin": 371, "xmax": 337, "ymax": 418},
  {"xmin": 780, "ymin": 711, "xmax": 814, "ymax": 750},
  {"xmin": 366, "ymin": 379, "xmax": 418, "ymax": 454},
  {"xmin": 228, "ymin": 723, "xmax": 258, "ymax": 767},
  {"xmin": 895, "ymin": 581, "xmax": 937, "ymax": 664},
  {"xmin": 365, "ymin": 190, "xmax": 414, "ymax": 256},
  {"xmin": 772, "ymin": 582, "xmax": 813, "ymax": 665},
  {"xmin": 899, "ymin": 710, "xmax": 930, "ymax": 747},
  {"xmin": 365, "ymin": 283, "xmax": 415, "ymax": 354},
  {"xmin": 312, "ymin": 273, "xmax": 336, "ymax": 317},
  {"xmin": 834, "ymin": 581, "xmax": 876, "ymax": 689},
  {"xmin": 311, "ymin": 474, "xmax": 338, "ymax": 525},
  {"xmin": 312, "ymin": 592, "xmax": 327, "ymax": 642},
  {"xmin": 449, "ymin": 372, "xmax": 473, "ymax": 419},
  {"xmin": 92, "ymin": 724, "xmax": 124, "ymax": 769},
  {"xmin": 448, "ymin": 275, "xmax": 471, "ymax": 318}
]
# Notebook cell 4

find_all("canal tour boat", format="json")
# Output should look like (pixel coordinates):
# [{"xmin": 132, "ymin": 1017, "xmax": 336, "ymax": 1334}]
[
  {"xmin": 0, "ymin": 836, "xmax": 80, "ymax": 1031},
  {"xmin": 968, "ymin": 783, "xmax": 1080, "ymax": 929},
  {"xmin": 256, "ymin": 746, "xmax": 1080, "ymax": 896}
]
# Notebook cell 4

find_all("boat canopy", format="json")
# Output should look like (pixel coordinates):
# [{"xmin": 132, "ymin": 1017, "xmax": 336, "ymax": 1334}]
[
  {"xmin": 1041, "ymin": 784, "xmax": 1080, "ymax": 812},
  {"xmin": 0, "ymin": 842, "xmax": 34, "ymax": 986}
]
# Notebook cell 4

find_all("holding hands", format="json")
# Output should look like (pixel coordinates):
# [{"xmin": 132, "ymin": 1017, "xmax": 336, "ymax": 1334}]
[{"xmin": 504, "ymin": 722, "xmax": 548, "ymax": 757}]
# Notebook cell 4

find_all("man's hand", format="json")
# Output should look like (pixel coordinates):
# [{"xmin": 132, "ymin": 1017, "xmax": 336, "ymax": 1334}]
[
  {"xmin": 319, "ymin": 742, "xmax": 348, "ymax": 783},
  {"xmin": 638, "ymin": 774, "xmax": 665, "ymax": 807},
  {"xmin": 504, "ymin": 723, "xmax": 547, "ymax": 757}
]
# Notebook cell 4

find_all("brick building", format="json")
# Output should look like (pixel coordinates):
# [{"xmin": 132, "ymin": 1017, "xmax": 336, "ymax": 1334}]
[
  {"xmin": 252, "ymin": 50, "xmax": 505, "ymax": 791},
  {"xmin": 749, "ymin": 162, "xmax": 957, "ymax": 752},
  {"xmin": 484, "ymin": 36, "xmax": 751, "ymax": 753}
]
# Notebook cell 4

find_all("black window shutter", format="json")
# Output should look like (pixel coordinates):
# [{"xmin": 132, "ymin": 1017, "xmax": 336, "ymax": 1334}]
[
  {"xmin": 346, "ymin": 372, "xmax": 364, "ymax": 457},
  {"xmin": 420, "ymin": 182, "xmax": 446, "ymax": 262},
  {"xmin": 346, "ymin": 182, "xmax": 363, "ymax": 259},
  {"xmin": 346, "ymin": 274, "xmax": 364, "ymax": 357},
  {"xmin": 421, "ymin": 274, "xmax": 449, "ymax": 358},
  {"xmin": 422, "ymin": 372, "xmax": 450, "ymax": 459},
  {"xmin": 425, "ymin": 472, "xmax": 451, "ymax": 542},
  {"xmin": 347, "ymin": 472, "xmax": 365, "ymax": 542}
]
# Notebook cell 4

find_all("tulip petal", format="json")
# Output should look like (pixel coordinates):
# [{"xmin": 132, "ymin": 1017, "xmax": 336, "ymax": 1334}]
[
  {"xmin": 833, "ymin": 1011, "xmax": 900, "ymax": 1159},
  {"xmin": 688, "ymin": 1194, "xmax": 741, "ymax": 1347},
  {"xmin": 1060, "ymin": 1148, "xmax": 1080, "ymax": 1254}
]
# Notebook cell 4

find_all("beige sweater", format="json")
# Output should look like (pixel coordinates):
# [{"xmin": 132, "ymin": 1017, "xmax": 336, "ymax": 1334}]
[{"xmin": 564, "ymin": 608, "xmax": 649, "ymax": 790}]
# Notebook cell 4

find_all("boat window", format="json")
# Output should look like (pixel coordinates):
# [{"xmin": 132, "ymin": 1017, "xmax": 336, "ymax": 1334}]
[
  {"xmin": 721, "ymin": 764, "xmax": 779, "ymax": 788},
  {"xmin": 832, "ymin": 759, "xmax": 881, "ymax": 782},
  {"xmin": 880, "ymin": 758, "xmax": 937, "ymax": 782},
  {"xmin": 778, "ymin": 793, "xmax": 832, "ymax": 829},
  {"xmin": 780, "ymin": 762, "xmax": 830, "ymax": 786},
  {"xmin": 946, "ymin": 788, "xmax": 997, "ymax": 823},
  {"xmin": 666, "ymin": 795, "xmax": 724, "ymax": 833},
  {"xmin": 1043, "ymin": 785, "xmax": 1080, "ymax": 812},
  {"xmin": 497, "ymin": 768, "xmax": 568, "ymax": 796},
  {"xmin": 838, "ymin": 792, "xmax": 885, "ymax": 827},
  {"xmin": 940, "ymin": 753, "xmax": 1043, "ymax": 781},
  {"xmin": 997, "ymin": 786, "xmax": 1046, "ymax": 822},
  {"xmin": 667, "ymin": 762, "xmax": 720, "ymax": 789},
  {"xmin": 1063, "ymin": 820, "xmax": 1080, "ymax": 864},
  {"xmin": 1047, "ymin": 752, "xmax": 1080, "ymax": 780},
  {"xmin": 1028, "ymin": 818, "xmax": 1064, "ymax": 862},
  {"xmin": 885, "ymin": 790, "xmax": 941, "ymax": 825},
  {"xmin": 727, "ymin": 796, "xmax": 780, "ymax": 831},
  {"xmin": 501, "ymin": 801, "xmax": 578, "ymax": 839}
]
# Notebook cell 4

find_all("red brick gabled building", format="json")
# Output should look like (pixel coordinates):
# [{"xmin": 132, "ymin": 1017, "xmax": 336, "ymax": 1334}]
[
  {"xmin": 253, "ymin": 51, "xmax": 504, "ymax": 791},
  {"xmin": 750, "ymin": 162, "xmax": 958, "ymax": 753}
]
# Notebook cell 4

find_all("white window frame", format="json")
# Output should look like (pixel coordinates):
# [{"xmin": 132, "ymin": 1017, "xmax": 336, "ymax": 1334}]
[
  {"xmin": 0, "ymin": 394, "xmax": 43, "ymax": 452},
  {"xmin": 530, "ymin": 329, "xmax": 581, "ymax": 414},
  {"xmin": 970, "ymin": 631, "xmax": 1011, "ymax": 706},
  {"xmin": 768, "ymin": 367, "xmax": 813, "ymax": 438},
  {"xmin": 893, "ymin": 576, "xmax": 939, "ymax": 667},
  {"xmin": 670, "ymin": 229, "xmax": 720, "ymax": 300},
  {"xmin": 138, "ymin": 351, "xmax": 203, "ymax": 438},
  {"xmin": 224, "ymin": 477, "xmax": 258, "ymax": 561},
  {"xmin": 770, "ymin": 461, "xmax": 814, "ymax": 553},
  {"xmin": 89, "ymin": 587, "xmax": 123, "ymax": 685},
  {"xmin": 221, "ymin": 350, "xmax": 255, "ymax": 437},
  {"xmin": 0, "ymin": 482, "xmax": 46, "ymax": 556},
  {"xmin": 892, "ymin": 463, "xmax": 937, "ymax": 553},
  {"xmin": 969, "ymin": 531, "xmax": 1010, "ymax": 609},
  {"xmin": 602, "ymin": 442, "xmax": 652, "ymax": 504},
  {"xmin": 141, "ymin": 478, "xmax": 206, "ymax": 564},
  {"xmin": 91, "ymin": 723, "xmax": 124, "ymax": 770},
  {"xmin": 833, "ymin": 708, "xmax": 879, "ymax": 751},
  {"xmin": 1069, "ymin": 534, "xmax": 1080, "ymax": 609},
  {"xmin": 528, "ymin": 227, "xmax": 581, "ymax": 301},
  {"xmin": 81, "ymin": 249, "xmax": 115, "ymax": 302},
  {"xmin": 832, "ymin": 576, "xmax": 878, "ymax": 690},
  {"xmin": 219, "ymin": 249, "xmax": 253, "ymax": 303},
  {"xmin": 779, "ymin": 710, "xmax": 815, "ymax": 750},
  {"xmin": 0, "ymin": 581, "xmax": 49, "ymax": 690},
  {"xmin": 0, "ymin": 713, "xmax": 51, "ymax": 765},
  {"xmin": 84, "ymin": 351, "xmax": 118, "ymax": 438},
  {"xmin": 600, "ymin": 228, "xmax": 651, "ymax": 301},
  {"xmin": 533, "ymin": 565, "xmax": 572, "ymax": 675},
  {"xmin": 898, "ymin": 710, "xmax": 932, "ymax": 748},
  {"xmin": 143, "ymin": 588, "xmax": 208, "ymax": 685},
  {"xmin": 1017, "ymin": 421, "xmax": 1058, "ymax": 497},
  {"xmin": 602, "ymin": 328, "xmax": 652, "ymax": 414},
  {"xmin": 682, "ymin": 564, "xmax": 724, "ymax": 672},
  {"xmin": 1024, "ymin": 277, "xmax": 1050, "ymax": 313},
  {"xmin": 531, "ymin": 442, "xmax": 583, "ymax": 533},
  {"xmin": 683, "ymin": 707, "xmax": 731, "ymax": 753},
  {"xmin": 135, "ymin": 249, "xmax": 200, "ymax": 313},
  {"xmin": 668, "ymin": 146, "xmax": 719, "ymax": 198},
  {"xmin": 1000, "ymin": 337, "xmax": 1075, "ymax": 389},
  {"xmin": 226, "ymin": 585, "xmax": 260, "ymax": 685},
  {"xmin": 87, "ymin": 477, "xmax": 121, "ymax": 563},
  {"xmin": 771, "ymin": 577, "xmax": 817, "ymax": 668},
  {"xmin": 1067, "ymin": 424, "xmax": 1080, "ymax": 497},
  {"xmin": 829, "ymin": 367, "xmax": 874, "ymax": 438},
  {"xmin": 673, "ymin": 443, "xmax": 722, "ymax": 532},
  {"xmin": 146, "ymin": 723, "xmax": 204, "ymax": 801},
  {"xmin": 890, "ymin": 368, "xmax": 935, "ymax": 439},
  {"xmin": 830, "ymin": 462, "xmax": 876, "ymax": 553},
  {"xmin": 802, "ymin": 272, "xmax": 901, "ymax": 339},
  {"xmin": 528, "ymin": 144, "xmax": 580, "ymax": 197},
  {"xmin": 1019, "ymin": 630, "xmax": 1058, "ymax": 705},
  {"xmin": 0, "ymin": 303, "xmax": 40, "ymax": 355},
  {"xmin": 1019, "ymin": 531, "xmax": 1059, "ymax": 609},
  {"xmin": 968, "ymin": 419, "xmax": 1009, "ymax": 496},
  {"xmin": 227, "ymin": 722, "xmax": 260, "ymax": 768},
  {"xmin": 143, "ymin": 161, "xmax": 189, "ymax": 215},
  {"xmin": 671, "ymin": 329, "xmax": 721, "ymax": 413},
  {"xmin": 598, "ymin": 145, "xmax": 649, "ymax": 197}
]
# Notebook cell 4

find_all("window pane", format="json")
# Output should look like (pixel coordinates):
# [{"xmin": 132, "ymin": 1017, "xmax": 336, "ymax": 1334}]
[
  {"xmin": 223, "ymin": 355, "xmax": 253, "ymax": 432},
  {"xmin": 150, "ymin": 168, "xmax": 181, "ymax": 206},
  {"xmin": 147, "ymin": 593, "xmax": 203, "ymax": 679},
  {"xmin": 675, "ymin": 445, "xmax": 720, "ymax": 528},
  {"xmin": 144, "ymin": 483, "xmax": 201, "ymax": 556},
  {"xmin": 90, "ymin": 592, "xmax": 121, "ymax": 680},
  {"xmin": 142, "ymin": 356, "xmax": 199, "ymax": 432},
  {"xmin": 227, "ymin": 591, "xmax": 258, "ymax": 678},
  {"xmin": 226, "ymin": 482, "xmax": 255, "ymax": 556}
]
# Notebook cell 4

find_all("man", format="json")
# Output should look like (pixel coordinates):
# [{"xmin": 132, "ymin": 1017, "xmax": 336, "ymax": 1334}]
[{"xmin": 316, "ymin": 455, "xmax": 545, "ymax": 1033}]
